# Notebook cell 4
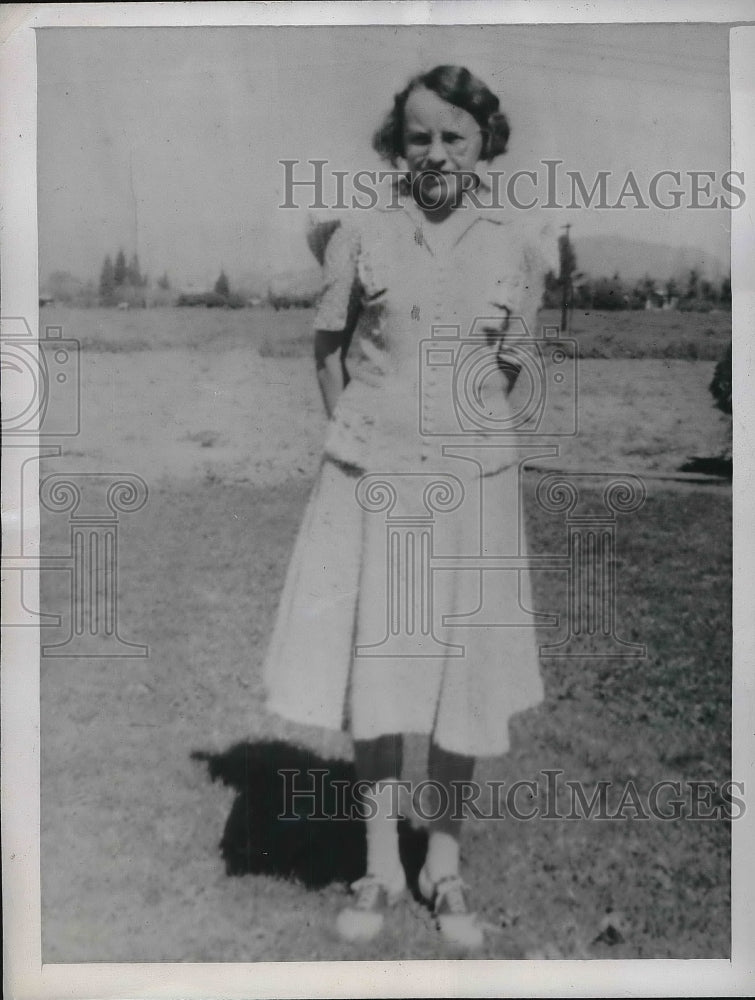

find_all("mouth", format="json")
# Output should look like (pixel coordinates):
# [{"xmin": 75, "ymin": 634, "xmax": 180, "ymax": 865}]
[
  {"xmin": 414, "ymin": 170, "xmax": 454, "ymax": 188},
  {"xmin": 415, "ymin": 169, "xmax": 480, "ymax": 189}
]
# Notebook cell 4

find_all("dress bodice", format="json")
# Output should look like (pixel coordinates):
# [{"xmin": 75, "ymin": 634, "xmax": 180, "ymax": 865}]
[{"xmin": 313, "ymin": 195, "xmax": 556, "ymax": 475}]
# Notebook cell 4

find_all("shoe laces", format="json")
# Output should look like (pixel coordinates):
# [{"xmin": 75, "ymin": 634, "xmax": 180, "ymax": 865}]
[
  {"xmin": 433, "ymin": 874, "xmax": 472, "ymax": 917},
  {"xmin": 349, "ymin": 874, "xmax": 385, "ymax": 912}
]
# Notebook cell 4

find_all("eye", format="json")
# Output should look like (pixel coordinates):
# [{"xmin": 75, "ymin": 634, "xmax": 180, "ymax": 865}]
[
  {"xmin": 442, "ymin": 131, "xmax": 465, "ymax": 147},
  {"xmin": 406, "ymin": 131, "xmax": 431, "ymax": 147}
]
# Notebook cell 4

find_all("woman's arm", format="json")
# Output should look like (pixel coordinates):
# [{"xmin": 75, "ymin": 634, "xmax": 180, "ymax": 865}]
[
  {"xmin": 309, "ymin": 220, "xmax": 362, "ymax": 418},
  {"xmin": 314, "ymin": 329, "xmax": 351, "ymax": 418},
  {"xmin": 495, "ymin": 221, "xmax": 556, "ymax": 395},
  {"xmin": 486, "ymin": 304, "xmax": 524, "ymax": 397}
]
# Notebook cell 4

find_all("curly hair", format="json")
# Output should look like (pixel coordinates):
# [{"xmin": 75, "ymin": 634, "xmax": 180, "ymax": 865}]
[{"xmin": 373, "ymin": 65, "xmax": 510, "ymax": 165}]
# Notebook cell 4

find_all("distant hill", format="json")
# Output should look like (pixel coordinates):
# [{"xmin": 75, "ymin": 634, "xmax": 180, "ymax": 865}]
[
  {"xmin": 256, "ymin": 234, "xmax": 728, "ymax": 300},
  {"xmin": 43, "ymin": 233, "xmax": 727, "ymax": 306},
  {"xmin": 573, "ymin": 235, "xmax": 728, "ymax": 284}
]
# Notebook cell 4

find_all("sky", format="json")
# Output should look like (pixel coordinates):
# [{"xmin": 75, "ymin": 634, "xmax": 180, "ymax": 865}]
[{"xmin": 37, "ymin": 23, "xmax": 733, "ymax": 290}]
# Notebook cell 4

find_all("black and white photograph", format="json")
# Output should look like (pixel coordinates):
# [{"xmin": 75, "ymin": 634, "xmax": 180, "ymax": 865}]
[{"xmin": 2, "ymin": 2, "xmax": 754, "ymax": 996}]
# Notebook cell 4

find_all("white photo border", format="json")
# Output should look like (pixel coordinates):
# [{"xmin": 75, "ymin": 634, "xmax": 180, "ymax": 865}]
[{"xmin": 2, "ymin": 2, "xmax": 754, "ymax": 998}]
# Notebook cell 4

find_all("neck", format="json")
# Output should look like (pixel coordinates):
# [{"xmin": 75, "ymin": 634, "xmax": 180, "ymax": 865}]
[{"xmin": 419, "ymin": 200, "xmax": 456, "ymax": 224}]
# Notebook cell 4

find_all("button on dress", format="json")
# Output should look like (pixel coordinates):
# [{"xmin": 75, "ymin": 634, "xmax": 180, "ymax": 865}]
[{"xmin": 263, "ymin": 195, "xmax": 557, "ymax": 757}]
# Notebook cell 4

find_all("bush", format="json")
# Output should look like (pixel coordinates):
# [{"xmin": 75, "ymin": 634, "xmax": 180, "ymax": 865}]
[
  {"xmin": 591, "ymin": 276, "xmax": 627, "ymax": 311},
  {"xmin": 709, "ymin": 343, "xmax": 732, "ymax": 414},
  {"xmin": 269, "ymin": 292, "xmax": 320, "ymax": 310},
  {"xmin": 176, "ymin": 291, "xmax": 243, "ymax": 308},
  {"xmin": 678, "ymin": 298, "xmax": 713, "ymax": 313}
]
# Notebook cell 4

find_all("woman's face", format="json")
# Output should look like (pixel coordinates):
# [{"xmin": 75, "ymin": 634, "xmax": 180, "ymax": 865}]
[{"xmin": 402, "ymin": 86, "xmax": 484, "ymax": 212}]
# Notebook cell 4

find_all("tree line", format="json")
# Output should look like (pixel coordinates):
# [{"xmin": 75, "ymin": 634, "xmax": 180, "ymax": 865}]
[
  {"xmin": 545, "ymin": 268, "xmax": 732, "ymax": 313},
  {"xmin": 74, "ymin": 242, "xmax": 731, "ymax": 313},
  {"xmin": 548, "ymin": 229, "xmax": 731, "ymax": 321},
  {"xmin": 97, "ymin": 250, "xmax": 246, "ymax": 308},
  {"xmin": 99, "ymin": 249, "xmax": 159, "ymax": 304}
]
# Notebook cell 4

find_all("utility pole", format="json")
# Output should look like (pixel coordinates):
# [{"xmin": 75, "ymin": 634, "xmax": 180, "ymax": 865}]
[{"xmin": 559, "ymin": 223, "xmax": 574, "ymax": 334}]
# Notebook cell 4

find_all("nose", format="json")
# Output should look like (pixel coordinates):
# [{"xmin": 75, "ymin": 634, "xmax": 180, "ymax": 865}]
[{"xmin": 426, "ymin": 133, "xmax": 449, "ymax": 169}]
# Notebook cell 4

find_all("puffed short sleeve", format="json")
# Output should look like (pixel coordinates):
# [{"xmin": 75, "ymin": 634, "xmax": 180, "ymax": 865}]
[
  {"xmin": 523, "ymin": 219, "xmax": 559, "ymax": 285},
  {"xmin": 490, "ymin": 219, "xmax": 554, "ymax": 337},
  {"xmin": 496, "ymin": 220, "xmax": 555, "ymax": 370},
  {"xmin": 313, "ymin": 221, "xmax": 361, "ymax": 331}
]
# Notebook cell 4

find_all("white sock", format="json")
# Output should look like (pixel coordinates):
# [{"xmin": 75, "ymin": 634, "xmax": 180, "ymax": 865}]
[
  {"xmin": 361, "ymin": 779, "xmax": 405, "ymax": 890},
  {"xmin": 425, "ymin": 830, "xmax": 460, "ymax": 883}
]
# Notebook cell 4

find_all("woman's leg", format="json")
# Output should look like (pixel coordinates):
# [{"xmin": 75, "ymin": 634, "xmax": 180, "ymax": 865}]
[
  {"xmin": 336, "ymin": 735, "xmax": 406, "ymax": 941},
  {"xmin": 425, "ymin": 741, "xmax": 475, "ymax": 881},
  {"xmin": 353, "ymin": 735, "xmax": 405, "ymax": 887},
  {"xmin": 418, "ymin": 741, "xmax": 483, "ymax": 950}
]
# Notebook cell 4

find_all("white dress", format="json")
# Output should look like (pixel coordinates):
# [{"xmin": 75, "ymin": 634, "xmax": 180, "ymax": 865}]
[{"xmin": 263, "ymin": 194, "xmax": 556, "ymax": 757}]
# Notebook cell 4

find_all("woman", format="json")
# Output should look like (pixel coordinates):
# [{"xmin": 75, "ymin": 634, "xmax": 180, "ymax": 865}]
[{"xmin": 264, "ymin": 65, "xmax": 555, "ymax": 951}]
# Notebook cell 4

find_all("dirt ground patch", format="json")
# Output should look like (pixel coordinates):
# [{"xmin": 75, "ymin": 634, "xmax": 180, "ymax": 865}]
[{"xmin": 46, "ymin": 307, "xmax": 730, "ymax": 487}]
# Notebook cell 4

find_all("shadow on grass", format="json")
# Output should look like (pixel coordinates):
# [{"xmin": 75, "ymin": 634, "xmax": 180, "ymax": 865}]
[
  {"xmin": 678, "ymin": 454, "xmax": 732, "ymax": 478},
  {"xmin": 192, "ymin": 740, "xmax": 428, "ymax": 891}
]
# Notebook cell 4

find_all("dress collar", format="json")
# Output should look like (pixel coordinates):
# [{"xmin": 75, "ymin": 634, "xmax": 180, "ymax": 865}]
[{"xmin": 396, "ymin": 188, "xmax": 507, "ymax": 255}]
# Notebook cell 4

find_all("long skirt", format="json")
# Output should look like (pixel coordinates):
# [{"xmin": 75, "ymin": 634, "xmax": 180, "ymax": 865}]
[{"xmin": 263, "ymin": 456, "xmax": 544, "ymax": 757}]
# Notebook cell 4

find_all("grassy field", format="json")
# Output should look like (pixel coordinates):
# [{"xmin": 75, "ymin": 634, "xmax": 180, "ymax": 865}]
[
  {"xmin": 39, "ymin": 305, "xmax": 732, "ymax": 485},
  {"xmin": 255, "ymin": 305, "xmax": 732, "ymax": 362},
  {"xmin": 553, "ymin": 307, "xmax": 731, "ymax": 360},
  {"xmin": 42, "ymin": 303, "xmax": 731, "ymax": 361},
  {"xmin": 38, "ymin": 305, "xmax": 732, "ymax": 961}
]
